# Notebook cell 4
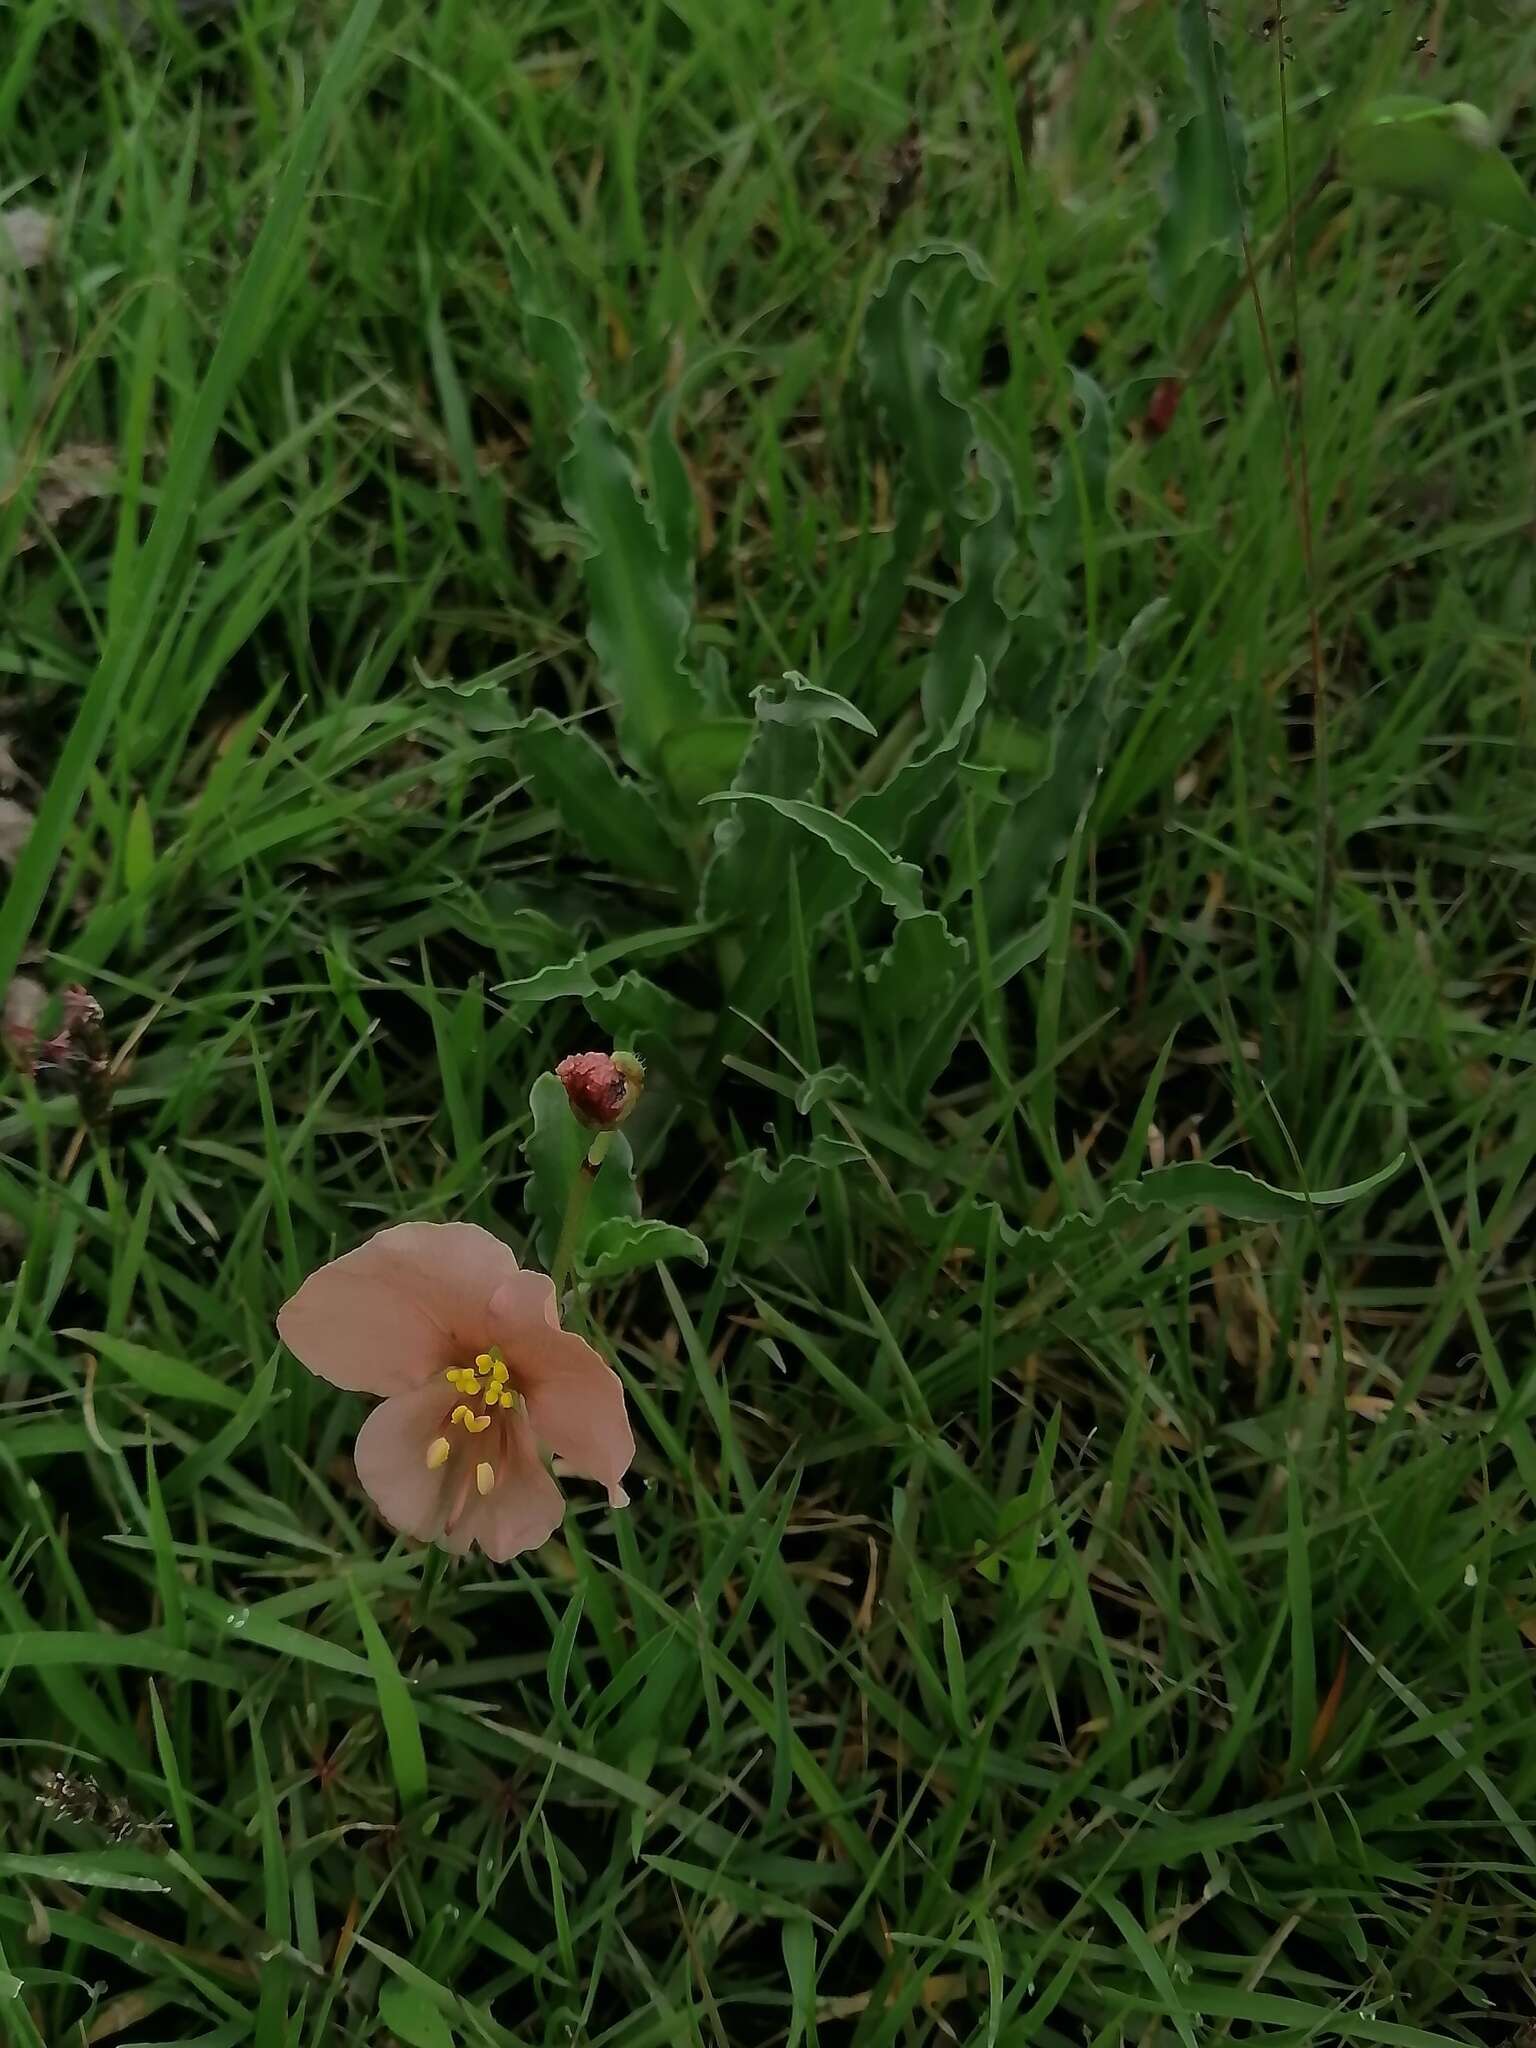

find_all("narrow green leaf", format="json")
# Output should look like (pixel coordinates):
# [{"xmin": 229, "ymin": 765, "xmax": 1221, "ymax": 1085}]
[
  {"xmin": 0, "ymin": 1853, "xmax": 167, "ymax": 1894},
  {"xmin": 123, "ymin": 795, "xmax": 155, "ymax": 892},
  {"xmin": 1029, "ymin": 368, "xmax": 1111, "ymax": 605},
  {"xmin": 64, "ymin": 1329, "xmax": 242, "ymax": 1413},
  {"xmin": 349, "ymin": 1578, "xmax": 428, "ymax": 1813},
  {"xmin": 0, "ymin": 0, "xmax": 382, "ymax": 998}
]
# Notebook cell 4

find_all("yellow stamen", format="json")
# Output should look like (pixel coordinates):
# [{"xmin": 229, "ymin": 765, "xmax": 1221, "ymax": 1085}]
[
  {"xmin": 476, "ymin": 1461, "xmax": 494, "ymax": 1496},
  {"xmin": 450, "ymin": 1404, "xmax": 476, "ymax": 1428},
  {"xmin": 464, "ymin": 1412, "xmax": 491, "ymax": 1435},
  {"xmin": 474, "ymin": 1353, "xmax": 493, "ymax": 1370},
  {"xmin": 499, "ymin": 1388, "xmax": 516, "ymax": 1408},
  {"xmin": 490, "ymin": 1357, "xmax": 508, "ymax": 1383},
  {"xmin": 426, "ymin": 1436, "xmax": 451, "ymax": 1470}
]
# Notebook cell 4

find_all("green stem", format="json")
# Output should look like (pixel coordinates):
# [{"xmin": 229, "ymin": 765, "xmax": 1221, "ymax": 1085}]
[{"xmin": 550, "ymin": 1131, "xmax": 610, "ymax": 1295}]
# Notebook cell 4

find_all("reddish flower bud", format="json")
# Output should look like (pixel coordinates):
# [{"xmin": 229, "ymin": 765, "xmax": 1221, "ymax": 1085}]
[{"xmin": 555, "ymin": 1050, "xmax": 644, "ymax": 1130}]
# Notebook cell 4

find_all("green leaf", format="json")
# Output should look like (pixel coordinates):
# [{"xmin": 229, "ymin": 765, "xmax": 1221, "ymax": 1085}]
[
  {"xmin": 1339, "ymin": 97, "xmax": 1536, "ymax": 236},
  {"xmin": 699, "ymin": 677, "xmax": 833, "ymax": 925},
  {"xmin": 0, "ymin": 0, "xmax": 383, "ymax": 1002},
  {"xmin": 377, "ymin": 1983, "xmax": 455, "ymax": 2048},
  {"xmin": 509, "ymin": 710, "xmax": 680, "ymax": 887},
  {"xmin": 756, "ymin": 675, "xmax": 876, "ymax": 736},
  {"xmin": 1118, "ymin": 1155, "xmax": 1405, "ymax": 1223},
  {"xmin": 899, "ymin": 1151, "xmax": 1403, "ymax": 1262},
  {"xmin": 64, "ymin": 1329, "xmax": 243, "ymax": 1413},
  {"xmin": 1153, "ymin": 0, "xmax": 1249, "ymax": 295},
  {"xmin": 349, "ymin": 1578, "xmax": 428, "ymax": 1813},
  {"xmin": 124, "ymin": 794, "xmax": 155, "ymax": 892},
  {"xmin": 658, "ymin": 717, "xmax": 752, "ymax": 806},
  {"xmin": 860, "ymin": 242, "xmax": 989, "ymax": 518},
  {"xmin": 920, "ymin": 449, "xmax": 1015, "ymax": 735},
  {"xmin": 984, "ymin": 601, "xmax": 1167, "ymax": 939},
  {"xmin": 562, "ymin": 403, "xmax": 702, "ymax": 772},
  {"xmin": 733, "ymin": 1139, "xmax": 863, "ymax": 1248},
  {"xmin": 708, "ymin": 792, "xmax": 926, "ymax": 920},
  {"xmin": 1029, "ymin": 369, "xmax": 1111, "ymax": 608},
  {"xmin": 524, "ymin": 1072, "xmax": 640, "ymax": 1266},
  {"xmin": 0, "ymin": 1853, "xmax": 168, "ymax": 1894},
  {"xmin": 511, "ymin": 243, "xmax": 702, "ymax": 773},
  {"xmin": 865, "ymin": 912, "xmax": 969, "ymax": 1029},
  {"xmin": 794, "ymin": 1065, "xmax": 865, "ymax": 1114},
  {"xmin": 580, "ymin": 1217, "xmax": 708, "ymax": 1281},
  {"xmin": 848, "ymin": 656, "xmax": 988, "ymax": 858}
]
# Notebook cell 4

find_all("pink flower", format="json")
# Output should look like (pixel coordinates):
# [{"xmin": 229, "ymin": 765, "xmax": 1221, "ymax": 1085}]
[
  {"xmin": 276, "ymin": 1223, "xmax": 634, "ymax": 1561},
  {"xmin": 555, "ymin": 1049, "xmax": 644, "ymax": 1130}
]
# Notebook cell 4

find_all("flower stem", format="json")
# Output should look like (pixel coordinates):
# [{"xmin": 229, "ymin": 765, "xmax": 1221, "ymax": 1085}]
[{"xmin": 550, "ymin": 1131, "xmax": 609, "ymax": 1296}]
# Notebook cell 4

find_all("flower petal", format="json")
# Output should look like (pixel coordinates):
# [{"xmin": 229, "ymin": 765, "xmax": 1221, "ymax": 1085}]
[
  {"xmin": 353, "ymin": 1382, "xmax": 457, "ymax": 1542},
  {"xmin": 439, "ymin": 1412, "xmax": 565, "ymax": 1561},
  {"xmin": 489, "ymin": 1276, "xmax": 636, "ymax": 1505},
  {"xmin": 278, "ymin": 1221, "xmax": 524, "ymax": 1396}
]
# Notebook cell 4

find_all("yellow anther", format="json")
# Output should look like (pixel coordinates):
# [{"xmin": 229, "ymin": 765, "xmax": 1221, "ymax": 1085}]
[
  {"xmin": 450, "ymin": 1403, "xmax": 476, "ymax": 1428},
  {"xmin": 464, "ymin": 1412, "xmax": 491, "ymax": 1434},
  {"xmin": 474, "ymin": 1353, "xmax": 493, "ymax": 1370},
  {"xmin": 476, "ymin": 1461, "xmax": 494, "ymax": 1496},
  {"xmin": 491, "ymin": 1357, "xmax": 508, "ymax": 1383},
  {"xmin": 499, "ymin": 1389, "xmax": 516, "ymax": 1408},
  {"xmin": 426, "ymin": 1436, "xmax": 451, "ymax": 1471}
]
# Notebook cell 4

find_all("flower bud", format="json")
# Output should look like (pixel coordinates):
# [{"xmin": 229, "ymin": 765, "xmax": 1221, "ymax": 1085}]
[{"xmin": 555, "ymin": 1050, "xmax": 644, "ymax": 1130}]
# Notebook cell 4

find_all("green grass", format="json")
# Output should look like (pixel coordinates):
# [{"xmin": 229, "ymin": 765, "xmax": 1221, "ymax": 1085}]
[{"xmin": 3, "ymin": 0, "xmax": 1536, "ymax": 2042}]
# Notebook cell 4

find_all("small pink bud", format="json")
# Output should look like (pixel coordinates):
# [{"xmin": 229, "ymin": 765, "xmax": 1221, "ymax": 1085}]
[{"xmin": 555, "ymin": 1050, "xmax": 645, "ymax": 1131}]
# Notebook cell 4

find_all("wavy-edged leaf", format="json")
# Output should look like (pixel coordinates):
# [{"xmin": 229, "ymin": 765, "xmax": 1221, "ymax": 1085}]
[
  {"xmin": 700, "ymin": 675, "xmax": 840, "ymax": 925},
  {"xmin": 865, "ymin": 912, "xmax": 969, "ymax": 1029},
  {"xmin": 733, "ymin": 1138, "xmax": 863, "ymax": 1248},
  {"xmin": 580, "ymin": 1217, "xmax": 708, "ymax": 1282},
  {"xmin": 1340, "ymin": 97, "xmax": 1536, "ymax": 237},
  {"xmin": 860, "ymin": 241, "xmax": 989, "ymax": 518},
  {"xmin": 524, "ymin": 1072, "xmax": 640, "ymax": 1267},
  {"xmin": 984, "ymin": 601, "xmax": 1167, "ymax": 940},
  {"xmin": 898, "ymin": 1151, "xmax": 1403, "ymax": 1262},
  {"xmin": 1153, "ymin": 0, "xmax": 1250, "ymax": 295},
  {"xmin": 511, "ymin": 243, "xmax": 702, "ymax": 773},
  {"xmin": 511, "ymin": 711, "xmax": 680, "ymax": 887},
  {"xmin": 757, "ymin": 675, "xmax": 875, "ymax": 736},
  {"xmin": 560, "ymin": 404, "xmax": 702, "ymax": 771},
  {"xmin": 1030, "ymin": 369, "xmax": 1111, "ymax": 610},
  {"xmin": 921, "ymin": 449, "xmax": 1016, "ymax": 735},
  {"xmin": 1119, "ymin": 1155, "xmax": 1405, "ymax": 1222},
  {"xmin": 902, "ymin": 918, "xmax": 1051, "ymax": 1109},
  {"xmin": 709, "ymin": 792, "xmax": 926, "ymax": 920}
]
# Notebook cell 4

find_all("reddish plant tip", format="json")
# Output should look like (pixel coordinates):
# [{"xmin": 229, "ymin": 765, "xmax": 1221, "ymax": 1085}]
[{"xmin": 555, "ymin": 1050, "xmax": 644, "ymax": 1131}]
